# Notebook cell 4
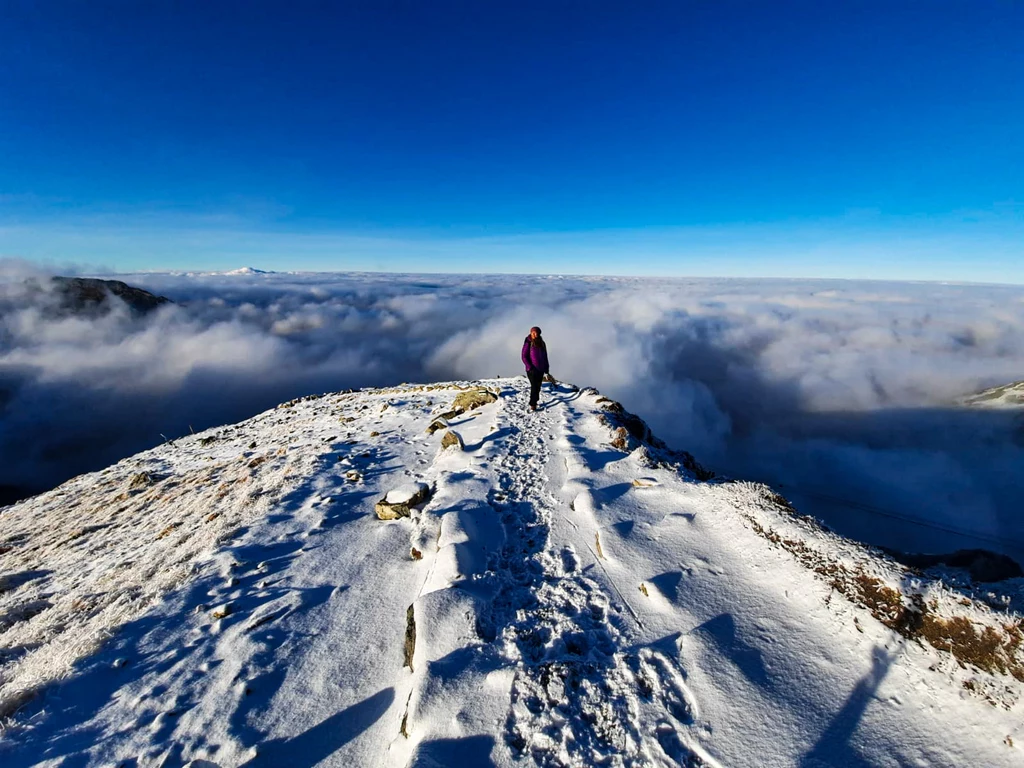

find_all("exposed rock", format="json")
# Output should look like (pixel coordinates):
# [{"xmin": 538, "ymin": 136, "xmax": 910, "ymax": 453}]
[
  {"xmin": 596, "ymin": 396, "xmax": 715, "ymax": 481},
  {"xmin": 428, "ymin": 388, "xmax": 500, "ymax": 423},
  {"xmin": 344, "ymin": 470, "xmax": 362, "ymax": 483},
  {"xmin": 128, "ymin": 472, "xmax": 159, "ymax": 489},
  {"xmin": 425, "ymin": 418, "xmax": 449, "ymax": 435},
  {"xmin": 440, "ymin": 430, "xmax": 464, "ymax": 451},
  {"xmin": 404, "ymin": 604, "xmax": 416, "ymax": 670},
  {"xmin": 375, "ymin": 482, "xmax": 431, "ymax": 520},
  {"xmin": 610, "ymin": 427, "xmax": 631, "ymax": 451},
  {"xmin": 598, "ymin": 398, "xmax": 659, "ymax": 446},
  {"xmin": 278, "ymin": 393, "xmax": 324, "ymax": 409},
  {"xmin": 211, "ymin": 603, "xmax": 232, "ymax": 619},
  {"xmin": 452, "ymin": 388, "xmax": 498, "ymax": 413}
]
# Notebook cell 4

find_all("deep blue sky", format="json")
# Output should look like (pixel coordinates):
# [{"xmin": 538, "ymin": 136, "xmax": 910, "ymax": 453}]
[{"xmin": 1, "ymin": 2, "xmax": 1022, "ymax": 280}]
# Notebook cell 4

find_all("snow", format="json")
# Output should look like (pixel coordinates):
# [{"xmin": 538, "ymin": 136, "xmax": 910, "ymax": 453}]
[
  {"xmin": 222, "ymin": 267, "xmax": 271, "ymax": 276},
  {"xmin": 1, "ymin": 378, "xmax": 1022, "ymax": 766},
  {"xmin": 385, "ymin": 483, "xmax": 430, "ymax": 506},
  {"xmin": 961, "ymin": 380, "xmax": 1024, "ymax": 410}
]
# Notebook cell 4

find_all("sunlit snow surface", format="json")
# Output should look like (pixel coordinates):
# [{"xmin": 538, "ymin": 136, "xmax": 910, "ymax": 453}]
[{"xmin": 1, "ymin": 378, "xmax": 1021, "ymax": 766}]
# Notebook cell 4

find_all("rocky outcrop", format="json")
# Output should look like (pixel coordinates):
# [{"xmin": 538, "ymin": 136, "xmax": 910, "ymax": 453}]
[
  {"xmin": 594, "ymin": 394, "xmax": 715, "ymax": 481},
  {"xmin": 128, "ymin": 472, "xmax": 160, "ymax": 490},
  {"xmin": 452, "ymin": 388, "xmax": 497, "ymax": 413},
  {"xmin": 425, "ymin": 418, "xmax": 449, "ymax": 435},
  {"xmin": 375, "ymin": 482, "xmax": 431, "ymax": 520},
  {"xmin": 427, "ymin": 388, "xmax": 500, "ymax": 424},
  {"xmin": 440, "ymin": 430, "xmax": 464, "ymax": 451}
]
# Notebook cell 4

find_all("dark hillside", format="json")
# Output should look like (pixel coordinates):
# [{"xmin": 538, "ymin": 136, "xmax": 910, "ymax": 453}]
[{"xmin": 46, "ymin": 277, "xmax": 172, "ymax": 316}]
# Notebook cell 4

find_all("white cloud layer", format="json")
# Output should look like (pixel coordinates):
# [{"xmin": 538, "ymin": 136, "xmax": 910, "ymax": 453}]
[{"xmin": 3, "ymin": 263, "xmax": 1023, "ymax": 562}]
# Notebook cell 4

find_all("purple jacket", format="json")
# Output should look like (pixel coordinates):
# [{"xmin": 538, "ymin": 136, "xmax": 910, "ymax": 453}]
[{"xmin": 522, "ymin": 336, "xmax": 549, "ymax": 373}]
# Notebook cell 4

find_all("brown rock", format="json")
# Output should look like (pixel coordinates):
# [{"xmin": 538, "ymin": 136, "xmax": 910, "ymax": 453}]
[
  {"xmin": 375, "ymin": 482, "xmax": 431, "ymax": 520},
  {"xmin": 440, "ymin": 430, "xmax": 464, "ymax": 451},
  {"xmin": 404, "ymin": 604, "xmax": 416, "ymax": 669},
  {"xmin": 452, "ymin": 388, "xmax": 498, "ymax": 413},
  {"xmin": 128, "ymin": 472, "xmax": 158, "ymax": 489},
  {"xmin": 425, "ymin": 418, "xmax": 448, "ymax": 435}
]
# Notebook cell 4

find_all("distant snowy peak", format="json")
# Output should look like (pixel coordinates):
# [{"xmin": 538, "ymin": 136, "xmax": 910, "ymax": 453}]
[
  {"xmin": 222, "ymin": 266, "xmax": 272, "ymax": 276},
  {"xmin": 961, "ymin": 380, "xmax": 1024, "ymax": 409},
  {"xmin": 164, "ymin": 266, "xmax": 278, "ymax": 277}
]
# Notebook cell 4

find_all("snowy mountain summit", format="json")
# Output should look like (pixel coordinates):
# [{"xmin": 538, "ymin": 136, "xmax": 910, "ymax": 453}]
[
  {"xmin": 223, "ymin": 267, "xmax": 271, "ymax": 276},
  {"xmin": 962, "ymin": 380, "xmax": 1024, "ymax": 410},
  {"xmin": 1, "ymin": 379, "xmax": 1022, "ymax": 766}
]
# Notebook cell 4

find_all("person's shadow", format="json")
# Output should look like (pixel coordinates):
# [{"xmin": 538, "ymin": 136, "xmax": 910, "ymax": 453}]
[
  {"xmin": 540, "ymin": 384, "xmax": 582, "ymax": 409},
  {"xmin": 243, "ymin": 687, "xmax": 394, "ymax": 767},
  {"xmin": 799, "ymin": 644, "xmax": 901, "ymax": 767}
]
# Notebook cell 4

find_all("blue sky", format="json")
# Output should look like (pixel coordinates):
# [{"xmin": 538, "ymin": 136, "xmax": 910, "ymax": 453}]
[{"xmin": 1, "ymin": 2, "xmax": 1022, "ymax": 281}]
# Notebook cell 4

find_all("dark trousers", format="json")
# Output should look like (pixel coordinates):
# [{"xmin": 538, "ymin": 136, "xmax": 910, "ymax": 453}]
[{"xmin": 527, "ymin": 369, "xmax": 545, "ymax": 407}]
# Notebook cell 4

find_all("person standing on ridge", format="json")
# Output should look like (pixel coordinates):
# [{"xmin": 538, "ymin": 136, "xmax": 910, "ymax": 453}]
[{"xmin": 521, "ymin": 326, "xmax": 550, "ymax": 411}]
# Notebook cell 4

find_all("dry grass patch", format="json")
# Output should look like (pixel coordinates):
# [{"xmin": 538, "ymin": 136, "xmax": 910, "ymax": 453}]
[
  {"xmin": 733, "ymin": 481, "xmax": 1024, "ymax": 694},
  {"xmin": 919, "ymin": 615, "xmax": 1024, "ymax": 682},
  {"xmin": 0, "ymin": 455, "xmax": 278, "ymax": 722},
  {"xmin": 156, "ymin": 522, "xmax": 182, "ymax": 539}
]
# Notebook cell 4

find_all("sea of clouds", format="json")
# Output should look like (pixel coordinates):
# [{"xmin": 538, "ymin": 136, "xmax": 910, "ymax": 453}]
[{"xmin": 3, "ymin": 260, "xmax": 1023, "ymax": 561}]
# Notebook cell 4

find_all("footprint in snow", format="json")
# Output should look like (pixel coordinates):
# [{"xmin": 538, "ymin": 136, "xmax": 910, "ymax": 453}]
[{"xmin": 560, "ymin": 545, "xmax": 579, "ymax": 574}]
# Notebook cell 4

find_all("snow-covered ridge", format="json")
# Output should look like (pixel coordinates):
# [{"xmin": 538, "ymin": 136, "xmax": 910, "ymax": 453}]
[
  {"xmin": 962, "ymin": 380, "xmax": 1024, "ymax": 409},
  {"xmin": 1, "ymin": 379, "xmax": 1021, "ymax": 765}
]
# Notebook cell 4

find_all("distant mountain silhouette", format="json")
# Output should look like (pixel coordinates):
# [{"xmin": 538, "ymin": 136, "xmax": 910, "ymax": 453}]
[
  {"xmin": 0, "ymin": 277, "xmax": 173, "ymax": 507},
  {"xmin": 45, "ymin": 276, "xmax": 172, "ymax": 316}
]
